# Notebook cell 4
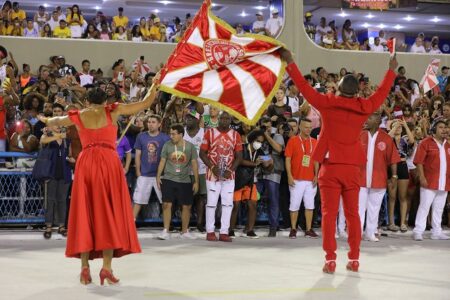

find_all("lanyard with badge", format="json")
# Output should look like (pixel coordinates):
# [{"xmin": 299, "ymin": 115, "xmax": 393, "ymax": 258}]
[
  {"xmin": 299, "ymin": 136, "xmax": 312, "ymax": 167},
  {"xmin": 174, "ymin": 141, "xmax": 185, "ymax": 173}
]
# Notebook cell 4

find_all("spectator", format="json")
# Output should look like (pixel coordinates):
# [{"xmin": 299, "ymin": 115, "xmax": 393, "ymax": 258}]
[
  {"xmin": 342, "ymin": 19, "xmax": 359, "ymax": 50},
  {"xmin": 0, "ymin": 74, "xmax": 19, "ymax": 158},
  {"xmin": 285, "ymin": 80, "xmax": 302, "ymax": 120},
  {"xmin": 9, "ymin": 119, "xmax": 39, "ymax": 154},
  {"xmin": 66, "ymin": 5, "xmax": 83, "ymax": 38},
  {"xmin": 113, "ymin": 7, "xmax": 128, "ymax": 29},
  {"xmin": 116, "ymin": 127, "xmax": 132, "ymax": 180},
  {"xmin": 360, "ymin": 38, "xmax": 371, "ymax": 51},
  {"xmin": 48, "ymin": 10, "xmax": 60, "ymax": 31},
  {"xmin": 34, "ymin": 5, "xmax": 49, "ymax": 30},
  {"xmin": 265, "ymin": 9, "xmax": 283, "ymax": 38},
  {"xmin": 9, "ymin": 18, "xmax": 22, "ymax": 36},
  {"xmin": 410, "ymin": 37, "xmax": 426, "ymax": 53},
  {"xmin": 99, "ymin": 21, "xmax": 112, "ymax": 40},
  {"xmin": 156, "ymin": 124, "xmax": 199, "ymax": 240},
  {"xmin": 203, "ymin": 105, "xmax": 219, "ymax": 129},
  {"xmin": 252, "ymin": 12, "xmax": 266, "ymax": 35},
  {"xmin": 53, "ymin": 19, "xmax": 71, "ymax": 39},
  {"xmin": 19, "ymin": 63, "xmax": 33, "ymax": 89},
  {"xmin": 268, "ymin": 88, "xmax": 292, "ymax": 127},
  {"xmin": 57, "ymin": 56, "xmax": 77, "ymax": 77},
  {"xmin": 304, "ymin": 12, "xmax": 315, "ymax": 40},
  {"xmin": 371, "ymin": 37, "xmax": 385, "ymax": 53},
  {"xmin": 41, "ymin": 23, "xmax": 52, "ymax": 37},
  {"xmin": 149, "ymin": 17, "xmax": 162, "ymax": 42},
  {"xmin": 23, "ymin": 19, "xmax": 39, "ymax": 38},
  {"xmin": 139, "ymin": 17, "xmax": 150, "ymax": 41},
  {"xmin": 378, "ymin": 30, "xmax": 388, "ymax": 48},
  {"xmin": 40, "ymin": 122, "xmax": 72, "ymax": 239},
  {"xmin": 55, "ymin": 6, "xmax": 65, "ymax": 21},
  {"xmin": 235, "ymin": 23, "xmax": 244, "ymax": 35},
  {"xmin": 83, "ymin": 23, "xmax": 99, "ymax": 39},
  {"xmin": 1, "ymin": 1, "xmax": 11, "ymax": 21},
  {"xmin": 314, "ymin": 17, "xmax": 330, "ymax": 45},
  {"xmin": 429, "ymin": 42, "xmax": 442, "ymax": 54},
  {"xmin": 10, "ymin": 2, "xmax": 25, "ymax": 22},
  {"xmin": 22, "ymin": 92, "xmax": 45, "ymax": 124},
  {"xmin": 200, "ymin": 111, "xmax": 243, "ymax": 242},
  {"xmin": 132, "ymin": 114, "xmax": 170, "ymax": 219},
  {"xmin": 131, "ymin": 25, "xmax": 143, "ymax": 42},
  {"xmin": 437, "ymin": 66, "xmax": 448, "ymax": 93},
  {"xmin": 33, "ymin": 101, "xmax": 53, "ymax": 139},
  {"xmin": 78, "ymin": 59, "xmax": 93, "ymax": 87},
  {"xmin": 112, "ymin": 26, "xmax": 128, "ymax": 41}
]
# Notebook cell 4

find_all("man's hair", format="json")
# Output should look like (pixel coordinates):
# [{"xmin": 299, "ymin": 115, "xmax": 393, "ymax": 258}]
[
  {"xmin": 86, "ymin": 87, "xmax": 107, "ymax": 105},
  {"xmin": 316, "ymin": 67, "xmax": 324, "ymax": 74},
  {"xmin": 260, "ymin": 116, "xmax": 271, "ymax": 125},
  {"xmin": 170, "ymin": 124, "xmax": 184, "ymax": 135},
  {"xmin": 299, "ymin": 118, "xmax": 312, "ymax": 124},
  {"xmin": 287, "ymin": 118, "xmax": 298, "ymax": 124},
  {"xmin": 52, "ymin": 102, "xmax": 65, "ymax": 111},
  {"xmin": 247, "ymin": 129, "xmax": 264, "ymax": 144},
  {"xmin": 443, "ymin": 102, "xmax": 450, "ymax": 108},
  {"xmin": 146, "ymin": 114, "xmax": 162, "ymax": 123},
  {"xmin": 82, "ymin": 59, "xmax": 90, "ymax": 65},
  {"xmin": 338, "ymin": 75, "xmax": 359, "ymax": 97}
]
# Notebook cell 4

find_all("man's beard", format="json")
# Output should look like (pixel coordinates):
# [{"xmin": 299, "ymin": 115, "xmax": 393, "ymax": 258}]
[{"xmin": 44, "ymin": 111, "xmax": 53, "ymax": 117}]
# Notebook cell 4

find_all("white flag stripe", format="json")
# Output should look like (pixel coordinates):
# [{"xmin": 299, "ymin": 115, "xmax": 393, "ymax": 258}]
[
  {"xmin": 187, "ymin": 27, "xmax": 205, "ymax": 48},
  {"xmin": 162, "ymin": 62, "xmax": 209, "ymax": 88},
  {"xmin": 230, "ymin": 34, "xmax": 255, "ymax": 46},
  {"xmin": 226, "ymin": 64, "xmax": 265, "ymax": 120},
  {"xmin": 208, "ymin": 16, "xmax": 217, "ymax": 39},
  {"xmin": 199, "ymin": 70, "xmax": 223, "ymax": 102},
  {"xmin": 248, "ymin": 54, "xmax": 282, "ymax": 77}
]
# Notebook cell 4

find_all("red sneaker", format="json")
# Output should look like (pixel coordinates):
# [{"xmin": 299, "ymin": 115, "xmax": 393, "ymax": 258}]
[
  {"xmin": 206, "ymin": 232, "xmax": 217, "ymax": 241},
  {"xmin": 289, "ymin": 229, "xmax": 297, "ymax": 239},
  {"xmin": 322, "ymin": 261, "xmax": 336, "ymax": 274},
  {"xmin": 346, "ymin": 260, "xmax": 359, "ymax": 272},
  {"xmin": 219, "ymin": 234, "xmax": 232, "ymax": 242}
]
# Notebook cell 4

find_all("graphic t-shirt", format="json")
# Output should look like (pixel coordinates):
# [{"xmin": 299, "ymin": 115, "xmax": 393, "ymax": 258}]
[
  {"xmin": 184, "ymin": 128, "xmax": 207, "ymax": 175},
  {"xmin": 134, "ymin": 132, "xmax": 170, "ymax": 177}
]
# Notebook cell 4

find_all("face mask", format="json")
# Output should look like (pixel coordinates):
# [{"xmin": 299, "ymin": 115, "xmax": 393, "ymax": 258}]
[{"xmin": 252, "ymin": 141, "xmax": 262, "ymax": 150}]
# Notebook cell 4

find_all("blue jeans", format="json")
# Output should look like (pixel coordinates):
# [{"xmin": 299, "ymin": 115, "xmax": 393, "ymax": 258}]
[{"xmin": 264, "ymin": 179, "xmax": 280, "ymax": 229}]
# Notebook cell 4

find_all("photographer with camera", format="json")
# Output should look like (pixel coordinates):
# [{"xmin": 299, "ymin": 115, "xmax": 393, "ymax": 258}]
[{"xmin": 257, "ymin": 116, "xmax": 284, "ymax": 237}]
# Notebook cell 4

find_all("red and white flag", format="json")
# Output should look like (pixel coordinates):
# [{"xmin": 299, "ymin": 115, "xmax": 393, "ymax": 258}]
[
  {"xmin": 386, "ymin": 38, "xmax": 396, "ymax": 57},
  {"xmin": 159, "ymin": 0, "xmax": 286, "ymax": 124},
  {"xmin": 132, "ymin": 58, "xmax": 152, "ymax": 77},
  {"xmin": 420, "ymin": 64, "xmax": 439, "ymax": 94}
]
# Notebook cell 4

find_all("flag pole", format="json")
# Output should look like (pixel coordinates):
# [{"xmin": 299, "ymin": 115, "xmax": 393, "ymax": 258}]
[{"xmin": 117, "ymin": 83, "xmax": 156, "ymax": 145}]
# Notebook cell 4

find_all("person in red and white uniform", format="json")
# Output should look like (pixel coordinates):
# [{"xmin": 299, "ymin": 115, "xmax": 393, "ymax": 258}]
[
  {"xmin": 359, "ymin": 113, "xmax": 400, "ymax": 242},
  {"xmin": 285, "ymin": 118, "xmax": 319, "ymax": 239},
  {"xmin": 199, "ymin": 111, "xmax": 243, "ymax": 242},
  {"xmin": 413, "ymin": 120, "xmax": 450, "ymax": 241}
]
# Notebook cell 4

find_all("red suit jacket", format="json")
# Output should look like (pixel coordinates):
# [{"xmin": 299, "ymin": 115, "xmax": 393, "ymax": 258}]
[
  {"xmin": 286, "ymin": 63, "xmax": 396, "ymax": 166},
  {"xmin": 359, "ymin": 129, "xmax": 401, "ymax": 188},
  {"xmin": 414, "ymin": 137, "xmax": 450, "ymax": 191}
]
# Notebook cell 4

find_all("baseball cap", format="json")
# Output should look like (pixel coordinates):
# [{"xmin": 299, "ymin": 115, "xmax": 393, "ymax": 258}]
[
  {"xmin": 305, "ymin": 12, "xmax": 312, "ymax": 17},
  {"xmin": 187, "ymin": 109, "xmax": 201, "ymax": 120},
  {"xmin": 154, "ymin": 17, "xmax": 161, "ymax": 23},
  {"xmin": 272, "ymin": 8, "xmax": 279, "ymax": 14},
  {"xmin": 256, "ymin": 12, "xmax": 263, "ymax": 16}
]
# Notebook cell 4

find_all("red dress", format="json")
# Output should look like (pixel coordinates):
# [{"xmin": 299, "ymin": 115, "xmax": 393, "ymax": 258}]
[{"xmin": 65, "ymin": 103, "xmax": 141, "ymax": 259}]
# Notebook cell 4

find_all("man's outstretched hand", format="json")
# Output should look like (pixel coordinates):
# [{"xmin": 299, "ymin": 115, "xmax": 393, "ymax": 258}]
[
  {"xmin": 389, "ymin": 54, "xmax": 398, "ymax": 71},
  {"xmin": 279, "ymin": 48, "xmax": 294, "ymax": 64}
]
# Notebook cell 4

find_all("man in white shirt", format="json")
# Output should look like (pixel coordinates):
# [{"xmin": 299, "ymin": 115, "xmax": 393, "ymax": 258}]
[
  {"xmin": 78, "ymin": 60, "xmax": 93, "ymax": 87},
  {"xmin": 252, "ymin": 12, "xmax": 266, "ymax": 35},
  {"xmin": 371, "ymin": 37, "xmax": 385, "ymax": 53},
  {"xmin": 315, "ymin": 17, "xmax": 331, "ymax": 45},
  {"xmin": 48, "ymin": 10, "xmax": 60, "ymax": 31},
  {"xmin": 410, "ymin": 37, "xmax": 426, "ymax": 53},
  {"xmin": 284, "ymin": 80, "xmax": 302, "ymax": 120},
  {"xmin": 265, "ymin": 9, "xmax": 283, "ymax": 38}
]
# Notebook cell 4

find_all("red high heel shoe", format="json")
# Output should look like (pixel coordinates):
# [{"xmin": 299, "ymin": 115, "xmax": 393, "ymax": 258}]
[
  {"xmin": 99, "ymin": 268, "xmax": 120, "ymax": 286},
  {"xmin": 80, "ymin": 267, "xmax": 92, "ymax": 285}
]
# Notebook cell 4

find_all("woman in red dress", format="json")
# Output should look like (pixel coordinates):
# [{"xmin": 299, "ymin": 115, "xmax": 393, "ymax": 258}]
[{"xmin": 38, "ymin": 76, "xmax": 160, "ymax": 285}]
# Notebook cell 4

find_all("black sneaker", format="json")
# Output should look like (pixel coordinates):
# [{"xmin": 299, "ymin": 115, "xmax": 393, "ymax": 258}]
[
  {"xmin": 246, "ymin": 230, "xmax": 259, "ymax": 239},
  {"xmin": 268, "ymin": 228, "xmax": 277, "ymax": 237},
  {"xmin": 229, "ymin": 229, "xmax": 236, "ymax": 238},
  {"xmin": 197, "ymin": 225, "xmax": 206, "ymax": 233}
]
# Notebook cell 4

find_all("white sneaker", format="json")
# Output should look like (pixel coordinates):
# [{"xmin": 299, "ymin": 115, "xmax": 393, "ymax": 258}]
[
  {"xmin": 364, "ymin": 234, "xmax": 379, "ymax": 242},
  {"xmin": 180, "ymin": 231, "xmax": 196, "ymax": 240},
  {"xmin": 335, "ymin": 232, "xmax": 339, "ymax": 239},
  {"xmin": 430, "ymin": 233, "xmax": 450, "ymax": 240},
  {"xmin": 339, "ymin": 231, "xmax": 348, "ymax": 239},
  {"xmin": 158, "ymin": 229, "xmax": 170, "ymax": 240},
  {"xmin": 413, "ymin": 233, "xmax": 423, "ymax": 241}
]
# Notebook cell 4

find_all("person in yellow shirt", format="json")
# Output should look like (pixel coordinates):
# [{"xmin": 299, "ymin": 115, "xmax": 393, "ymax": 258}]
[
  {"xmin": 8, "ymin": 18, "xmax": 23, "ymax": 36},
  {"xmin": 149, "ymin": 17, "xmax": 161, "ymax": 42},
  {"xmin": 112, "ymin": 7, "xmax": 128, "ymax": 29},
  {"xmin": 10, "ymin": 2, "xmax": 26, "ymax": 21},
  {"xmin": 139, "ymin": 17, "xmax": 149, "ymax": 41},
  {"xmin": 53, "ymin": 19, "xmax": 71, "ymax": 38}
]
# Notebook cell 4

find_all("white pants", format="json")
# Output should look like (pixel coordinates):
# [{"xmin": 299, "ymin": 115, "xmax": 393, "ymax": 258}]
[
  {"xmin": 133, "ymin": 176, "xmax": 162, "ymax": 204},
  {"xmin": 337, "ymin": 197, "xmax": 346, "ymax": 233},
  {"xmin": 289, "ymin": 180, "xmax": 317, "ymax": 211},
  {"xmin": 358, "ymin": 188, "xmax": 386, "ymax": 236},
  {"xmin": 413, "ymin": 188, "xmax": 448, "ymax": 235},
  {"xmin": 206, "ymin": 180, "xmax": 234, "ymax": 234}
]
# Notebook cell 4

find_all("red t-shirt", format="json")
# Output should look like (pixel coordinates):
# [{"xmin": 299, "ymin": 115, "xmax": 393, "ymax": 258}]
[
  {"xmin": 0, "ymin": 96, "xmax": 6, "ymax": 139},
  {"xmin": 285, "ymin": 135, "xmax": 317, "ymax": 181},
  {"xmin": 200, "ymin": 128, "xmax": 243, "ymax": 181}
]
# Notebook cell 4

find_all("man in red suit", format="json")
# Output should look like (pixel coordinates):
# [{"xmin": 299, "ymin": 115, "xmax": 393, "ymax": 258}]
[
  {"xmin": 359, "ymin": 113, "xmax": 400, "ymax": 242},
  {"xmin": 279, "ymin": 49, "xmax": 398, "ymax": 273}
]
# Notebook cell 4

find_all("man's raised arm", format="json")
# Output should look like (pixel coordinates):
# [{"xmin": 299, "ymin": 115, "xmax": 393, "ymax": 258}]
[
  {"xmin": 366, "ymin": 55, "xmax": 398, "ymax": 113},
  {"xmin": 279, "ymin": 48, "xmax": 327, "ymax": 109}
]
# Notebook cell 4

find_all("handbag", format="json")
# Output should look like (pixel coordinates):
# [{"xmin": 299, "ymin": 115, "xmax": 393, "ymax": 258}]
[{"xmin": 32, "ymin": 145, "xmax": 54, "ymax": 181}]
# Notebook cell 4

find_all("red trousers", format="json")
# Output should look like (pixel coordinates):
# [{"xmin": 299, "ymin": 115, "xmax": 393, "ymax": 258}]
[{"xmin": 318, "ymin": 161, "xmax": 361, "ymax": 261}]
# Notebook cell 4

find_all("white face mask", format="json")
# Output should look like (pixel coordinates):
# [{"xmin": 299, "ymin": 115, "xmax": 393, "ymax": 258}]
[{"xmin": 252, "ymin": 141, "xmax": 262, "ymax": 150}]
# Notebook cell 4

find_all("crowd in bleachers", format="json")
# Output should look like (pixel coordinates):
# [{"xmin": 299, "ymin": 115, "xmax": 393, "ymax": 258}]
[
  {"xmin": 304, "ymin": 12, "xmax": 446, "ymax": 54},
  {"xmin": 0, "ymin": 1, "xmax": 284, "ymax": 42}
]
